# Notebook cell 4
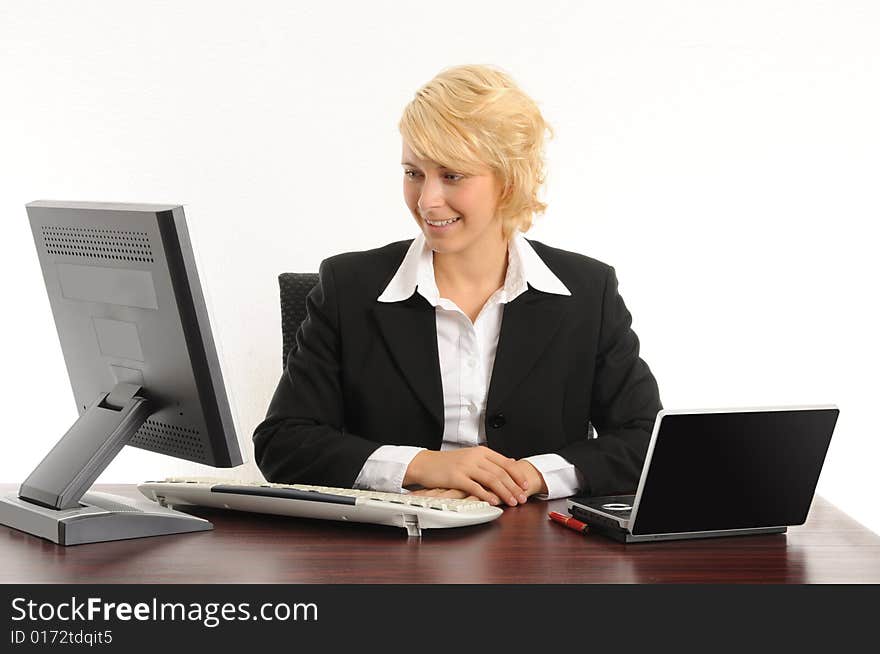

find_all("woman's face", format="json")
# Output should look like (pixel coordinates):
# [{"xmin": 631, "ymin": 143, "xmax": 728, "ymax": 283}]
[{"xmin": 401, "ymin": 141, "xmax": 504, "ymax": 255}]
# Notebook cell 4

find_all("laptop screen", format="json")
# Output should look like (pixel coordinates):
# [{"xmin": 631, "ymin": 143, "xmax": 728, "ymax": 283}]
[{"xmin": 631, "ymin": 408, "xmax": 838, "ymax": 536}]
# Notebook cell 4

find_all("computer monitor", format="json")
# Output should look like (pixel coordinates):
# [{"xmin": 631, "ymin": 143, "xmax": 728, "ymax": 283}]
[{"xmin": 0, "ymin": 200, "xmax": 243, "ymax": 545}]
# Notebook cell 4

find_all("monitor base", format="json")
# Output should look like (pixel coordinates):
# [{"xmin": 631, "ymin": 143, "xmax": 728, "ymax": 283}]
[{"xmin": 0, "ymin": 490, "xmax": 212, "ymax": 546}]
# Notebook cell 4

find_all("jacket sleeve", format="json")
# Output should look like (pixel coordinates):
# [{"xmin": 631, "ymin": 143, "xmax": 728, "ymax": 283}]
[
  {"xmin": 556, "ymin": 265, "xmax": 662, "ymax": 496},
  {"xmin": 252, "ymin": 258, "xmax": 381, "ymax": 488}
]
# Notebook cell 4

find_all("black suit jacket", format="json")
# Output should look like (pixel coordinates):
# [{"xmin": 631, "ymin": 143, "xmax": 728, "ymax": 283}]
[{"xmin": 253, "ymin": 239, "xmax": 662, "ymax": 497}]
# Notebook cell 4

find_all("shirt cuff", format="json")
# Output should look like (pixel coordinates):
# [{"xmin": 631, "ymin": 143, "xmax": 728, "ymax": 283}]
[
  {"xmin": 523, "ymin": 453, "xmax": 584, "ymax": 500},
  {"xmin": 353, "ymin": 445, "xmax": 426, "ymax": 494}
]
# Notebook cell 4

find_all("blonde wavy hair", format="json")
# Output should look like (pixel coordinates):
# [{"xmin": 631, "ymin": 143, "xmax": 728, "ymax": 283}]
[{"xmin": 399, "ymin": 64, "xmax": 553, "ymax": 240}]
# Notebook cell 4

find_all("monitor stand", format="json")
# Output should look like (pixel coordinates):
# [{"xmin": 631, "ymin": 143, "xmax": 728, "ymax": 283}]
[{"xmin": 0, "ymin": 382, "xmax": 211, "ymax": 545}]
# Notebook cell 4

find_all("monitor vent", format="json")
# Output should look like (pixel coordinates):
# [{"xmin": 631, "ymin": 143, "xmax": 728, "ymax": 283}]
[
  {"xmin": 41, "ymin": 225, "xmax": 154, "ymax": 262},
  {"xmin": 130, "ymin": 418, "xmax": 207, "ymax": 462}
]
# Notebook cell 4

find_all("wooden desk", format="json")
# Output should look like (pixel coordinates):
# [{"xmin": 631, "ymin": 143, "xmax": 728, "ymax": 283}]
[{"xmin": 2, "ymin": 485, "xmax": 879, "ymax": 583}]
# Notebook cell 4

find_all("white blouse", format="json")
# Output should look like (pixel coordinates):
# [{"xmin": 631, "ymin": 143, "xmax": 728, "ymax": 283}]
[{"xmin": 353, "ymin": 232, "xmax": 584, "ymax": 500}]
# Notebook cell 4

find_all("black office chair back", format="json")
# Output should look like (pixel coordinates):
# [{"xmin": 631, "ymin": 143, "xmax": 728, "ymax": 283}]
[{"xmin": 278, "ymin": 272, "xmax": 319, "ymax": 368}]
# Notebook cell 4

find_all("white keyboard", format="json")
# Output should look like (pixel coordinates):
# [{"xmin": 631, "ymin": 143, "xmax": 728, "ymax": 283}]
[{"xmin": 137, "ymin": 477, "xmax": 503, "ymax": 537}]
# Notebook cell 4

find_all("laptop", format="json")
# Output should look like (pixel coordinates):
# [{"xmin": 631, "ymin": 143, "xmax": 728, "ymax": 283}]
[{"xmin": 566, "ymin": 405, "xmax": 839, "ymax": 543}]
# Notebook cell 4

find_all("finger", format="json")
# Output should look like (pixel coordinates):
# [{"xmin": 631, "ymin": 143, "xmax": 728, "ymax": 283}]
[
  {"xmin": 409, "ymin": 489, "xmax": 435, "ymax": 496},
  {"xmin": 471, "ymin": 469, "xmax": 520, "ymax": 507},
  {"xmin": 471, "ymin": 447, "xmax": 525, "ymax": 499},
  {"xmin": 483, "ymin": 449, "xmax": 530, "ymax": 489},
  {"xmin": 435, "ymin": 489, "xmax": 468, "ymax": 499},
  {"xmin": 478, "ymin": 462, "xmax": 527, "ymax": 505},
  {"xmin": 463, "ymin": 480, "xmax": 501, "ymax": 506},
  {"xmin": 484, "ymin": 450, "xmax": 531, "ymax": 491}
]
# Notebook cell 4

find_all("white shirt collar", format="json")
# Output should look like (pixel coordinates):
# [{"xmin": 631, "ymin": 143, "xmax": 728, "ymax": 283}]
[{"xmin": 377, "ymin": 232, "xmax": 571, "ymax": 304}]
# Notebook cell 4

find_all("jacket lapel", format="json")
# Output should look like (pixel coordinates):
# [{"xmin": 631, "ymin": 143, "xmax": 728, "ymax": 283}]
[
  {"xmin": 487, "ymin": 287, "xmax": 568, "ymax": 412},
  {"xmin": 372, "ymin": 295, "xmax": 445, "ymax": 428},
  {"xmin": 372, "ymin": 286, "xmax": 568, "ymax": 430}
]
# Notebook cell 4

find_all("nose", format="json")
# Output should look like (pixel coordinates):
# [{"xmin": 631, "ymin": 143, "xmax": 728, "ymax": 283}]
[{"xmin": 417, "ymin": 174, "xmax": 445, "ymax": 217}]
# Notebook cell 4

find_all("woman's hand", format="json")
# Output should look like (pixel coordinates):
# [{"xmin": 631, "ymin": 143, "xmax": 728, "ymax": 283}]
[
  {"xmin": 512, "ymin": 459, "xmax": 549, "ymax": 497},
  {"xmin": 403, "ymin": 446, "xmax": 531, "ymax": 506},
  {"xmin": 408, "ymin": 459, "xmax": 550, "ymax": 504},
  {"xmin": 409, "ymin": 488, "xmax": 480, "ymax": 501}
]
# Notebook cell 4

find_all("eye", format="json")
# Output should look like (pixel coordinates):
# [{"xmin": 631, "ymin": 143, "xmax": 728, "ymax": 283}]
[
  {"xmin": 444, "ymin": 173, "xmax": 464, "ymax": 182},
  {"xmin": 403, "ymin": 169, "xmax": 422, "ymax": 179}
]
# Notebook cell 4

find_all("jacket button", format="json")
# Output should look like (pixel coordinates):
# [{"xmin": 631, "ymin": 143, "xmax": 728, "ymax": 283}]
[{"xmin": 489, "ymin": 413, "xmax": 506, "ymax": 429}]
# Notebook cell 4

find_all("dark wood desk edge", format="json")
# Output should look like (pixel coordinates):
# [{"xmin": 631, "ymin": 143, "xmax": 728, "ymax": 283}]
[{"xmin": 2, "ymin": 484, "xmax": 880, "ymax": 584}]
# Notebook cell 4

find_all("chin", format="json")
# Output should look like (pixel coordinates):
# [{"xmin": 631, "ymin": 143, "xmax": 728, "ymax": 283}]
[
  {"xmin": 424, "ymin": 238, "xmax": 454, "ymax": 254},
  {"xmin": 423, "ymin": 228, "xmax": 464, "ymax": 246}
]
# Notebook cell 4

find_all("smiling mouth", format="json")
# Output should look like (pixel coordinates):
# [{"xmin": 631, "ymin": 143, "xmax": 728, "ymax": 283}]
[{"xmin": 424, "ymin": 216, "xmax": 461, "ymax": 227}]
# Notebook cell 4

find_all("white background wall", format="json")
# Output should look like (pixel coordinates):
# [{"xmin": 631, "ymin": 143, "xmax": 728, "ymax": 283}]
[{"xmin": 1, "ymin": 1, "xmax": 877, "ymax": 535}]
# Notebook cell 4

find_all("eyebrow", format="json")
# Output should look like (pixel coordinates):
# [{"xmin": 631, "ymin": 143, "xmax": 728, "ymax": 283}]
[{"xmin": 401, "ymin": 161, "xmax": 459, "ymax": 171}]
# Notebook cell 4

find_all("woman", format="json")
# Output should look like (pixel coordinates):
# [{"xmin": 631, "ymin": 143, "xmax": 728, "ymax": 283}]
[{"xmin": 254, "ymin": 65, "xmax": 661, "ymax": 507}]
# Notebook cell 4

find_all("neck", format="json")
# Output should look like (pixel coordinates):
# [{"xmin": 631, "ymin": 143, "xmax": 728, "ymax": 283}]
[{"xmin": 432, "ymin": 232, "xmax": 510, "ymax": 293}]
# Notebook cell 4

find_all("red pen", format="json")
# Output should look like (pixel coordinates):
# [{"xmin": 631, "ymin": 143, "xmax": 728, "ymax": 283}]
[{"xmin": 549, "ymin": 511, "xmax": 590, "ymax": 535}]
